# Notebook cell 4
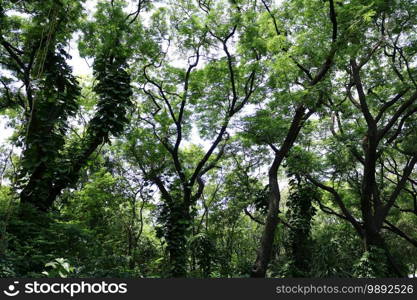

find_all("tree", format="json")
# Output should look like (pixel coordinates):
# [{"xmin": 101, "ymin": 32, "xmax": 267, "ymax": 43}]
[
  {"xmin": 123, "ymin": 0, "xmax": 261, "ymax": 277},
  {"xmin": 305, "ymin": 0, "xmax": 417, "ymax": 277},
  {"xmin": 0, "ymin": 0, "xmax": 140, "ymax": 213},
  {"xmin": 240, "ymin": 0, "xmax": 343, "ymax": 277}
]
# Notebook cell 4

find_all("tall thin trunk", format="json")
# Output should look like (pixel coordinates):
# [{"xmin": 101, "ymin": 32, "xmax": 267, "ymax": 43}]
[
  {"xmin": 251, "ymin": 156, "xmax": 281, "ymax": 277},
  {"xmin": 251, "ymin": 106, "xmax": 307, "ymax": 277}
]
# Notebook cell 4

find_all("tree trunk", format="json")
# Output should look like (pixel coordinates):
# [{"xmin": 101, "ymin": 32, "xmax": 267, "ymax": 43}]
[
  {"xmin": 251, "ymin": 159, "xmax": 281, "ymax": 277},
  {"xmin": 165, "ymin": 201, "xmax": 191, "ymax": 277},
  {"xmin": 250, "ymin": 106, "xmax": 308, "ymax": 277},
  {"xmin": 286, "ymin": 180, "xmax": 316, "ymax": 277},
  {"xmin": 362, "ymin": 229, "xmax": 404, "ymax": 277}
]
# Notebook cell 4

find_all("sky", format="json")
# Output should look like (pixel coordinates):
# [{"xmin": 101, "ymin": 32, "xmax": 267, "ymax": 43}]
[
  {"xmin": 67, "ymin": 0, "xmax": 96, "ymax": 76},
  {"xmin": 0, "ymin": 118, "xmax": 12, "ymax": 144}
]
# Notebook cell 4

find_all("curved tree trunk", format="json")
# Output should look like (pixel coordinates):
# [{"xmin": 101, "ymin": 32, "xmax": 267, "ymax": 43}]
[{"xmin": 251, "ymin": 159, "xmax": 280, "ymax": 277}]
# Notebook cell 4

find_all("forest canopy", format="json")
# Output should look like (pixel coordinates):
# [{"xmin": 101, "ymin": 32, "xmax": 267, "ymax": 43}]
[{"xmin": 1, "ymin": 0, "xmax": 417, "ymax": 278}]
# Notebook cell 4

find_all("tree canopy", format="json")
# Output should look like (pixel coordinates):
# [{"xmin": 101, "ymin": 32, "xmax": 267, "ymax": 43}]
[{"xmin": 1, "ymin": 0, "xmax": 417, "ymax": 278}]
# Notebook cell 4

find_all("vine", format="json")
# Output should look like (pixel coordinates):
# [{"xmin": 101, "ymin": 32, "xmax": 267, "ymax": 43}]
[{"xmin": 282, "ymin": 176, "xmax": 319, "ymax": 277}]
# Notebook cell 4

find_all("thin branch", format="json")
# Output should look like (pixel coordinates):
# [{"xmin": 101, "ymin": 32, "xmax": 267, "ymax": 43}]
[
  {"xmin": 375, "ymin": 88, "xmax": 409, "ymax": 123},
  {"xmin": 350, "ymin": 59, "xmax": 376, "ymax": 127},
  {"xmin": 383, "ymin": 220, "xmax": 417, "ymax": 248},
  {"xmin": 376, "ymin": 154, "xmax": 417, "ymax": 227},
  {"xmin": 378, "ymin": 90, "xmax": 417, "ymax": 141},
  {"xmin": 306, "ymin": 174, "xmax": 363, "ymax": 235}
]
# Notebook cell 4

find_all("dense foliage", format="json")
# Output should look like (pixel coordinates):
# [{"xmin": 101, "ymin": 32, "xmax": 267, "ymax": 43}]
[{"xmin": 1, "ymin": 0, "xmax": 417, "ymax": 278}]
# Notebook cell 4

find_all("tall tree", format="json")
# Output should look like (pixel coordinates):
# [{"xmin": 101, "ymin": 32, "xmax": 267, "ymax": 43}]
[
  {"xmin": 0, "ymin": 0, "xmax": 145, "ymax": 212},
  {"xmin": 306, "ymin": 0, "xmax": 417, "ymax": 276},
  {"xmin": 125, "ymin": 0, "xmax": 260, "ymax": 276},
  {"xmin": 244, "ymin": 0, "xmax": 342, "ymax": 277}
]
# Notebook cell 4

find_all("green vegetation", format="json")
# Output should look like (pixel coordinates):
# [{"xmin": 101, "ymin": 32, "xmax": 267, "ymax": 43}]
[{"xmin": 1, "ymin": 0, "xmax": 417, "ymax": 278}]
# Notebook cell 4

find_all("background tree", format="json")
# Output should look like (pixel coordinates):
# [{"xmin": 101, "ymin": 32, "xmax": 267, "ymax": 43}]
[
  {"xmin": 125, "ymin": 0, "xmax": 261, "ymax": 277},
  {"xmin": 304, "ymin": 0, "xmax": 417, "ymax": 277},
  {"xmin": 240, "ymin": 0, "xmax": 343, "ymax": 277}
]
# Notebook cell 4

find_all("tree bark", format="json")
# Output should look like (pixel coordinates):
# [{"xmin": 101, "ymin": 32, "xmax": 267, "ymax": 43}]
[
  {"xmin": 251, "ymin": 164, "xmax": 281, "ymax": 277},
  {"xmin": 251, "ymin": 106, "xmax": 308, "ymax": 277}
]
